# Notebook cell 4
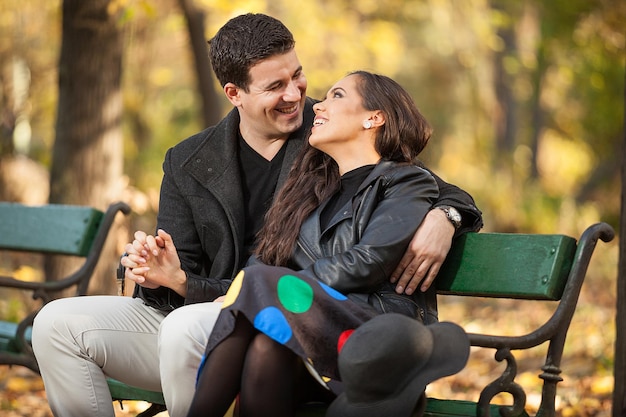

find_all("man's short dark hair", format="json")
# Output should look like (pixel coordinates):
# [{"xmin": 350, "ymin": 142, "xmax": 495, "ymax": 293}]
[{"xmin": 209, "ymin": 13, "xmax": 295, "ymax": 91}]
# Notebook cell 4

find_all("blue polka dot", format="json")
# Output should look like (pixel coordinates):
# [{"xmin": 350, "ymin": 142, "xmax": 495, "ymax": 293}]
[
  {"xmin": 196, "ymin": 354, "xmax": 207, "ymax": 385},
  {"xmin": 254, "ymin": 307, "xmax": 292, "ymax": 344},
  {"xmin": 318, "ymin": 282, "xmax": 347, "ymax": 300}
]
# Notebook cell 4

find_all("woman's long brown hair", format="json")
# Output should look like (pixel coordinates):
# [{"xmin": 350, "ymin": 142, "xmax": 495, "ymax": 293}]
[{"xmin": 254, "ymin": 71, "xmax": 432, "ymax": 266}]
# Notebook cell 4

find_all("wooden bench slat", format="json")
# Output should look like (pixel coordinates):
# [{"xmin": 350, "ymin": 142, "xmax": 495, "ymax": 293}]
[
  {"xmin": 0, "ymin": 203, "xmax": 104, "ymax": 256},
  {"xmin": 107, "ymin": 378, "xmax": 165, "ymax": 405},
  {"xmin": 0, "ymin": 321, "xmax": 31, "ymax": 353},
  {"xmin": 435, "ymin": 232, "xmax": 577, "ymax": 300}
]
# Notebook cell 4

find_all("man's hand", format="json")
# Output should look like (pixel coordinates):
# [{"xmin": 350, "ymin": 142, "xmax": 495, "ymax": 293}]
[
  {"xmin": 121, "ymin": 230, "xmax": 160, "ymax": 289},
  {"xmin": 390, "ymin": 208, "xmax": 455, "ymax": 294},
  {"xmin": 121, "ymin": 229, "xmax": 187, "ymax": 296}
]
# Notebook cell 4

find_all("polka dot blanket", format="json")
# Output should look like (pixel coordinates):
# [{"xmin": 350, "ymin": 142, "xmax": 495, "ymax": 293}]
[{"xmin": 198, "ymin": 264, "xmax": 378, "ymax": 389}]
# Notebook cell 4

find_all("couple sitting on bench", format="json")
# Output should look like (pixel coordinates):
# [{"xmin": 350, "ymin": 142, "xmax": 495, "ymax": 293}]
[{"xmin": 33, "ymin": 13, "xmax": 481, "ymax": 417}]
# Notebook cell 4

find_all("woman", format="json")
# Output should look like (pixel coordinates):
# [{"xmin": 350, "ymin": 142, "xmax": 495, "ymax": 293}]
[{"xmin": 187, "ymin": 70, "xmax": 439, "ymax": 417}]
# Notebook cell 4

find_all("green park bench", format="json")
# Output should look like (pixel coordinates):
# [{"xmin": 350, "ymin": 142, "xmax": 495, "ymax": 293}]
[
  {"xmin": 0, "ymin": 203, "xmax": 615, "ymax": 417},
  {"xmin": 0, "ymin": 202, "xmax": 150, "ymax": 405},
  {"xmin": 423, "ymin": 222, "xmax": 614, "ymax": 417}
]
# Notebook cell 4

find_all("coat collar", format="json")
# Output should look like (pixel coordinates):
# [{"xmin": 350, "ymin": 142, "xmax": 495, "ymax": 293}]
[
  {"xmin": 180, "ymin": 99, "xmax": 316, "ymax": 242},
  {"xmin": 183, "ymin": 98, "xmax": 316, "ymax": 192},
  {"xmin": 182, "ymin": 107, "xmax": 242, "ymax": 197}
]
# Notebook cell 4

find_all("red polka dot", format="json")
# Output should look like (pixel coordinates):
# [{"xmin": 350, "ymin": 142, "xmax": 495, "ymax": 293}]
[{"xmin": 337, "ymin": 329, "xmax": 355, "ymax": 354}]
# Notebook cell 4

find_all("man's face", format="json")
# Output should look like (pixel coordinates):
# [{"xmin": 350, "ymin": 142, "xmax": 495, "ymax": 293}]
[{"xmin": 228, "ymin": 49, "xmax": 307, "ymax": 142}]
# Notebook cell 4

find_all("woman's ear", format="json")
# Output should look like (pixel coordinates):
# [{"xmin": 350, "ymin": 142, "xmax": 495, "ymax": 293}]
[
  {"xmin": 368, "ymin": 110, "xmax": 386, "ymax": 128},
  {"xmin": 224, "ymin": 83, "xmax": 241, "ymax": 107}
]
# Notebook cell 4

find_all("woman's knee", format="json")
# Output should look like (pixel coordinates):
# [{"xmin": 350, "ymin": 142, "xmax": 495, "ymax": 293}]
[
  {"xmin": 249, "ymin": 333, "xmax": 279, "ymax": 355},
  {"xmin": 246, "ymin": 334, "xmax": 295, "ymax": 378}
]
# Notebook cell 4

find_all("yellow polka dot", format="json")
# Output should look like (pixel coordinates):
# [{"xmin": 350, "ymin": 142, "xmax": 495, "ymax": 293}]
[{"xmin": 222, "ymin": 270, "xmax": 245, "ymax": 308}]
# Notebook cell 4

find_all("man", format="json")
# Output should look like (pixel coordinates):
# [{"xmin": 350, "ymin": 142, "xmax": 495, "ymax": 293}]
[{"xmin": 32, "ymin": 13, "xmax": 482, "ymax": 417}]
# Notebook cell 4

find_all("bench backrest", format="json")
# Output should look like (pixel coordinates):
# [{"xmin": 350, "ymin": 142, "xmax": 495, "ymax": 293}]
[
  {"xmin": 436, "ymin": 232, "xmax": 577, "ymax": 301},
  {"xmin": 429, "ymin": 223, "xmax": 614, "ymax": 417},
  {"xmin": 0, "ymin": 203, "xmax": 104, "ymax": 257},
  {"xmin": 0, "ymin": 201, "xmax": 130, "ymax": 373}
]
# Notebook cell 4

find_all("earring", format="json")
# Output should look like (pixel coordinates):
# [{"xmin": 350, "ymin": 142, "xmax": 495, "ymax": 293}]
[{"xmin": 363, "ymin": 120, "xmax": 372, "ymax": 129}]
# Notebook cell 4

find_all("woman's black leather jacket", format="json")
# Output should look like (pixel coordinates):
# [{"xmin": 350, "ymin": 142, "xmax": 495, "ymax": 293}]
[{"xmin": 289, "ymin": 160, "xmax": 440, "ymax": 324}]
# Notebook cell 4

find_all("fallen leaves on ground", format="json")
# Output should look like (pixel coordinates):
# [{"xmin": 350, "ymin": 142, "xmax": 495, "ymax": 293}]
[{"xmin": 0, "ymin": 366, "xmax": 167, "ymax": 417}]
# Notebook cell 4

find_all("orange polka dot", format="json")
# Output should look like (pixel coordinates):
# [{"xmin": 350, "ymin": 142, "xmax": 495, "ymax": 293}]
[{"xmin": 222, "ymin": 270, "xmax": 245, "ymax": 308}]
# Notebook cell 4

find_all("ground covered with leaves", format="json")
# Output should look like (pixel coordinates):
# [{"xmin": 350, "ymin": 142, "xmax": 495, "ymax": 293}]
[{"xmin": 0, "ymin": 366, "xmax": 158, "ymax": 417}]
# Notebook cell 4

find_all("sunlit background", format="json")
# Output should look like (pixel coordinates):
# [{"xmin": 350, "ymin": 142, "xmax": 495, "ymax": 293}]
[{"xmin": 0, "ymin": 0, "xmax": 624, "ymax": 415}]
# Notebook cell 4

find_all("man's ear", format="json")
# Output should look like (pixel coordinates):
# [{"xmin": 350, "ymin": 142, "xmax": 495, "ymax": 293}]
[{"xmin": 224, "ymin": 82, "xmax": 241, "ymax": 107}]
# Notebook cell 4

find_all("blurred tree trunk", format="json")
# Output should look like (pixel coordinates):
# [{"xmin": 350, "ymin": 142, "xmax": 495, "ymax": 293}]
[
  {"xmin": 613, "ymin": 66, "xmax": 626, "ymax": 417},
  {"xmin": 492, "ymin": 25, "xmax": 517, "ymax": 158},
  {"xmin": 178, "ymin": 0, "xmax": 221, "ymax": 127},
  {"xmin": 528, "ymin": 41, "xmax": 547, "ymax": 180},
  {"xmin": 491, "ymin": 1, "xmax": 518, "ymax": 172},
  {"xmin": 45, "ymin": 0, "xmax": 125, "ymax": 296}
]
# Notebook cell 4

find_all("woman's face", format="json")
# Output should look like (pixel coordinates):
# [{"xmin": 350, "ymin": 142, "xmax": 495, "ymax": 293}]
[{"xmin": 309, "ymin": 74, "xmax": 373, "ymax": 154}]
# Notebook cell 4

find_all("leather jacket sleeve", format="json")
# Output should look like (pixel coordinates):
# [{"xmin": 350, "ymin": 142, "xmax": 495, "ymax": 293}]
[{"xmin": 414, "ymin": 161, "xmax": 483, "ymax": 236}]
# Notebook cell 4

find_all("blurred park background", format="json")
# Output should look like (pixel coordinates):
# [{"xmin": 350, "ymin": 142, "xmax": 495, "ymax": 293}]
[{"xmin": 0, "ymin": 0, "xmax": 624, "ymax": 415}]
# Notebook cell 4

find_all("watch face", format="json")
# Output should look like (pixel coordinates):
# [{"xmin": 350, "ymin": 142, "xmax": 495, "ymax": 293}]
[
  {"xmin": 449, "ymin": 208, "xmax": 461, "ymax": 222},
  {"xmin": 443, "ymin": 206, "xmax": 461, "ymax": 226}
]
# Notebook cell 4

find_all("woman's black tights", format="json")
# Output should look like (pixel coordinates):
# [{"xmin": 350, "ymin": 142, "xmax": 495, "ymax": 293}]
[{"xmin": 186, "ymin": 314, "xmax": 301, "ymax": 417}]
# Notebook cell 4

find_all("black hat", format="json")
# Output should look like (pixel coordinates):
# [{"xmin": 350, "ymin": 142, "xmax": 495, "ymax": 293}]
[{"xmin": 326, "ymin": 313, "xmax": 469, "ymax": 417}]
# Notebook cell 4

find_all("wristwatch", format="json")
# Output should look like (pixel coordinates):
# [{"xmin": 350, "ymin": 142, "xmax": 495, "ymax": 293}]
[{"xmin": 438, "ymin": 206, "xmax": 462, "ymax": 229}]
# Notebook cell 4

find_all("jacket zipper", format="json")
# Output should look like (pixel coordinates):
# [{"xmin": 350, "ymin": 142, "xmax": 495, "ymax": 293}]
[
  {"xmin": 373, "ymin": 292, "xmax": 425, "ymax": 322},
  {"xmin": 296, "ymin": 240, "xmax": 317, "ymax": 263}
]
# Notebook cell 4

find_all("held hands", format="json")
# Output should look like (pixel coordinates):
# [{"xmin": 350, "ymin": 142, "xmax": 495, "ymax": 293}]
[
  {"xmin": 121, "ymin": 230, "xmax": 164, "ymax": 289},
  {"xmin": 390, "ymin": 209, "xmax": 455, "ymax": 295},
  {"xmin": 121, "ymin": 229, "xmax": 188, "ymax": 297}
]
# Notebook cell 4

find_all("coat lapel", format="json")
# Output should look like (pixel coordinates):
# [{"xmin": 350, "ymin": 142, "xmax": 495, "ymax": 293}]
[{"xmin": 182, "ymin": 108, "xmax": 245, "ymax": 245}]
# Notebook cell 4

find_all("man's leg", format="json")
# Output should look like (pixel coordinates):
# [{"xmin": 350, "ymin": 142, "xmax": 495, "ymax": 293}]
[
  {"xmin": 158, "ymin": 301, "xmax": 223, "ymax": 417},
  {"xmin": 32, "ymin": 296, "xmax": 165, "ymax": 417}
]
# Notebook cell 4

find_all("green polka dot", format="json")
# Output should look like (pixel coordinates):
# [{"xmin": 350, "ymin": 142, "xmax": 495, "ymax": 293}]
[{"xmin": 277, "ymin": 274, "xmax": 314, "ymax": 313}]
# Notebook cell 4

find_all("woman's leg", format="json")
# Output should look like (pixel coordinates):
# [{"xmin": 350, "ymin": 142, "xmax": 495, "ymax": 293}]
[
  {"xmin": 239, "ymin": 335, "xmax": 337, "ymax": 417},
  {"xmin": 238, "ymin": 333, "xmax": 300, "ymax": 417},
  {"xmin": 186, "ymin": 315, "xmax": 256, "ymax": 417}
]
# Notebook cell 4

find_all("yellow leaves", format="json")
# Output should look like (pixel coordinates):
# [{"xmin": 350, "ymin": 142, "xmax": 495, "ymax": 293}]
[
  {"xmin": 537, "ymin": 129, "xmax": 593, "ymax": 196},
  {"xmin": 559, "ymin": 377, "xmax": 613, "ymax": 417},
  {"xmin": 363, "ymin": 21, "xmax": 405, "ymax": 75},
  {"xmin": 108, "ymin": 0, "xmax": 130, "ymax": 16},
  {"xmin": 0, "ymin": 367, "xmax": 49, "ymax": 416},
  {"xmin": 108, "ymin": 0, "xmax": 157, "ymax": 21},
  {"xmin": 5, "ymin": 376, "xmax": 44, "ymax": 393},
  {"xmin": 149, "ymin": 67, "xmax": 174, "ymax": 87},
  {"xmin": 591, "ymin": 375, "xmax": 614, "ymax": 396},
  {"xmin": 516, "ymin": 371, "xmax": 540, "ymax": 387},
  {"xmin": 12, "ymin": 266, "xmax": 41, "ymax": 283}
]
